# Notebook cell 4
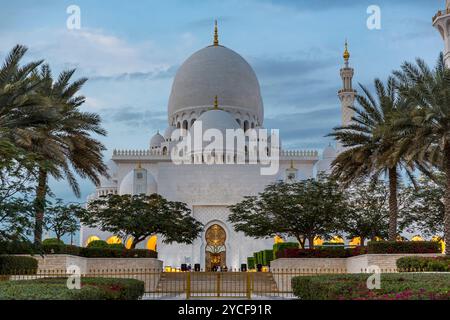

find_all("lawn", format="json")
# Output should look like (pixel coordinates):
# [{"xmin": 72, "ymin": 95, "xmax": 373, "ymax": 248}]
[{"xmin": 0, "ymin": 277, "xmax": 145, "ymax": 300}]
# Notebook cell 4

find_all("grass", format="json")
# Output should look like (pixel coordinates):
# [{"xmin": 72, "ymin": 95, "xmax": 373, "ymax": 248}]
[{"xmin": 0, "ymin": 277, "xmax": 145, "ymax": 300}]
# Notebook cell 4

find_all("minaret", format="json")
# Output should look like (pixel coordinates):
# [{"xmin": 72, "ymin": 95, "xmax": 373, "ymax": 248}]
[
  {"xmin": 338, "ymin": 40, "xmax": 356, "ymax": 127},
  {"xmin": 433, "ymin": 0, "xmax": 450, "ymax": 67}
]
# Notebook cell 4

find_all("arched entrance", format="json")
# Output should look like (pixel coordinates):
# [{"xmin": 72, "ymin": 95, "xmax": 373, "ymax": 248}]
[{"xmin": 205, "ymin": 224, "xmax": 226, "ymax": 271}]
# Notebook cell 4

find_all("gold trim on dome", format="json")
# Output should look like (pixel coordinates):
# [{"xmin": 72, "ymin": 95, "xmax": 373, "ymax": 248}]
[
  {"xmin": 343, "ymin": 39, "xmax": 350, "ymax": 61},
  {"xmin": 213, "ymin": 20, "xmax": 219, "ymax": 46}
]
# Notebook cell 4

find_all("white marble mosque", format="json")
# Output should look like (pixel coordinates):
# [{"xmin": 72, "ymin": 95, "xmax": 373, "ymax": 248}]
[{"xmin": 80, "ymin": 22, "xmax": 357, "ymax": 270}]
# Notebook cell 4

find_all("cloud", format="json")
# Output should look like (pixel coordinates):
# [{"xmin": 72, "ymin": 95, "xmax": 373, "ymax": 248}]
[
  {"xmin": 262, "ymin": 0, "xmax": 429, "ymax": 11},
  {"xmin": 101, "ymin": 107, "xmax": 167, "ymax": 127}
]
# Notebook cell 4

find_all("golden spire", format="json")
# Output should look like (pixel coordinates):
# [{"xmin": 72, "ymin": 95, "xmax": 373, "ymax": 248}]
[
  {"xmin": 213, "ymin": 20, "xmax": 219, "ymax": 46},
  {"xmin": 343, "ymin": 39, "xmax": 350, "ymax": 62},
  {"xmin": 213, "ymin": 95, "xmax": 219, "ymax": 109}
]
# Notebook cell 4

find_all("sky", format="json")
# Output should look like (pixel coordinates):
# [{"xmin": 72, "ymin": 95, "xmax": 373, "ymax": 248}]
[{"xmin": 0, "ymin": 0, "xmax": 445, "ymax": 205}]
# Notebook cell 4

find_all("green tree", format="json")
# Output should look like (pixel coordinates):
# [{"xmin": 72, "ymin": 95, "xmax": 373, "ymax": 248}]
[
  {"xmin": 79, "ymin": 194, "xmax": 203, "ymax": 249},
  {"xmin": 328, "ymin": 77, "xmax": 420, "ymax": 241},
  {"xmin": 44, "ymin": 199, "xmax": 81, "ymax": 241},
  {"xmin": 0, "ymin": 197, "xmax": 34, "ymax": 242},
  {"xmin": 27, "ymin": 64, "xmax": 108, "ymax": 244},
  {"xmin": 340, "ymin": 180, "xmax": 390, "ymax": 246},
  {"xmin": 401, "ymin": 174, "xmax": 445, "ymax": 239},
  {"xmin": 228, "ymin": 175, "xmax": 347, "ymax": 249},
  {"xmin": 394, "ymin": 54, "xmax": 450, "ymax": 254}
]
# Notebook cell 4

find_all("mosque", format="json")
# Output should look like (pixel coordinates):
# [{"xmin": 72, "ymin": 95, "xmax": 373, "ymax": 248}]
[{"xmin": 80, "ymin": 22, "xmax": 357, "ymax": 270}]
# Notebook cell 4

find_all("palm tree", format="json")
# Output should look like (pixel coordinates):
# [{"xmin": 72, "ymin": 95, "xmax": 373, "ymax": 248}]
[
  {"xmin": 0, "ymin": 45, "xmax": 46, "ymax": 160},
  {"xmin": 27, "ymin": 64, "xmax": 108, "ymax": 243},
  {"xmin": 328, "ymin": 77, "xmax": 420, "ymax": 241},
  {"xmin": 394, "ymin": 53, "xmax": 450, "ymax": 255}
]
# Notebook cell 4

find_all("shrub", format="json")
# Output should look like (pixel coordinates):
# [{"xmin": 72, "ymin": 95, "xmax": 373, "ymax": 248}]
[
  {"xmin": 273, "ymin": 242, "xmax": 298, "ymax": 259},
  {"xmin": 367, "ymin": 241, "xmax": 441, "ymax": 254},
  {"xmin": 87, "ymin": 240, "xmax": 109, "ymax": 248},
  {"xmin": 277, "ymin": 246, "xmax": 367, "ymax": 259},
  {"xmin": 262, "ymin": 250, "xmax": 274, "ymax": 266},
  {"xmin": 41, "ymin": 244, "xmax": 81, "ymax": 256},
  {"xmin": 0, "ymin": 241, "xmax": 36, "ymax": 255},
  {"xmin": 247, "ymin": 257, "xmax": 255, "ymax": 270},
  {"xmin": 42, "ymin": 238, "xmax": 64, "ymax": 246},
  {"xmin": 0, "ymin": 256, "xmax": 38, "ymax": 275},
  {"xmin": 0, "ymin": 277, "xmax": 145, "ymax": 300},
  {"xmin": 292, "ymin": 273, "xmax": 450, "ymax": 300},
  {"xmin": 397, "ymin": 256, "xmax": 450, "ymax": 272},
  {"xmin": 80, "ymin": 247, "xmax": 157, "ymax": 258},
  {"xmin": 108, "ymin": 243, "xmax": 125, "ymax": 250}
]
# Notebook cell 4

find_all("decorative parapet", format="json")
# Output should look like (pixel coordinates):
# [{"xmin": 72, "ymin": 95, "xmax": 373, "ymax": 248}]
[{"xmin": 112, "ymin": 149, "xmax": 319, "ymax": 160}]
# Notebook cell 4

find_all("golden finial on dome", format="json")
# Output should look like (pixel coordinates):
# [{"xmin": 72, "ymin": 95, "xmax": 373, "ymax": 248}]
[
  {"xmin": 213, "ymin": 20, "xmax": 219, "ymax": 46},
  {"xmin": 343, "ymin": 39, "xmax": 350, "ymax": 62},
  {"xmin": 213, "ymin": 95, "xmax": 219, "ymax": 109}
]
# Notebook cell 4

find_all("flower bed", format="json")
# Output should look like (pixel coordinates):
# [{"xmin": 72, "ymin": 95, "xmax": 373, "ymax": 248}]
[
  {"xmin": 0, "ymin": 277, "xmax": 145, "ymax": 300},
  {"xmin": 292, "ymin": 273, "xmax": 450, "ymax": 300},
  {"xmin": 397, "ymin": 256, "xmax": 450, "ymax": 272},
  {"xmin": 277, "ymin": 246, "xmax": 367, "ymax": 259},
  {"xmin": 367, "ymin": 241, "xmax": 441, "ymax": 254}
]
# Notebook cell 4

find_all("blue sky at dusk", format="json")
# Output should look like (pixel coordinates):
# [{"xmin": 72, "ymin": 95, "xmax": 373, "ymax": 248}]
[{"xmin": 0, "ymin": 0, "xmax": 444, "ymax": 204}]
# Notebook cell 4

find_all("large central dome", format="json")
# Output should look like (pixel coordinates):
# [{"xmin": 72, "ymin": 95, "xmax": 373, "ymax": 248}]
[{"xmin": 167, "ymin": 45, "xmax": 264, "ymax": 129}]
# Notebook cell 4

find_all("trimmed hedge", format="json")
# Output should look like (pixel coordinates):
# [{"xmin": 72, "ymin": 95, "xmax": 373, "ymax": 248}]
[
  {"xmin": 262, "ymin": 250, "xmax": 274, "ymax": 266},
  {"xmin": 0, "ymin": 256, "xmax": 38, "ymax": 275},
  {"xmin": 247, "ymin": 257, "xmax": 255, "ymax": 270},
  {"xmin": 273, "ymin": 242, "xmax": 298, "ymax": 259},
  {"xmin": 87, "ymin": 240, "xmax": 109, "ymax": 248},
  {"xmin": 277, "ymin": 246, "xmax": 367, "ymax": 259},
  {"xmin": 292, "ymin": 273, "xmax": 450, "ymax": 300},
  {"xmin": 80, "ymin": 247, "xmax": 157, "ymax": 258},
  {"xmin": 367, "ymin": 241, "xmax": 441, "ymax": 254},
  {"xmin": 42, "ymin": 238, "xmax": 64, "ymax": 246},
  {"xmin": 0, "ymin": 241, "xmax": 157, "ymax": 259},
  {"xmin": 0, "ymin": 277, "xmax": 145, "ymax": 300},
  {"xmin": 397, "ymin": 256, "xmax": 450, "ymax": 272}
]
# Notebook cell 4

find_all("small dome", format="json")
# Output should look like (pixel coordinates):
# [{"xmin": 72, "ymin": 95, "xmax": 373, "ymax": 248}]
[
  {"xmin": 150, "ymin": 132, "xmax": 165, "ymax": 148},
  {"xmin": 163, "ymin": 126, "xmax": 177, "ymax": 140},
  {"xmin": 323, "ymin": 144, "xmax": 337, "ymax": 159},
  {"xmin": 119, "ymin": 169, "xmax": 157, "ymax": 195}
]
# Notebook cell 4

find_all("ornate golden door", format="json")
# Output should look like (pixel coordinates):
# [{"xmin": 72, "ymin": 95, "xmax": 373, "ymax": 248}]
[{"xmin": 205, "ymin": 224, "xmax": 226, "ymax": 271}]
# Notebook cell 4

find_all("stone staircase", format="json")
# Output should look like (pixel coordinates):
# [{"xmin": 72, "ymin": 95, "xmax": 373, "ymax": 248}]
[{"xmin": 155, "ymin": 272, "xmax": 278, "ymax": 297}]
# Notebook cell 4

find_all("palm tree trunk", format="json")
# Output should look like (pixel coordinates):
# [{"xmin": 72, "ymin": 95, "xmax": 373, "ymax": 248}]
[
  {"xmin": 444, "ymin": 146, "xmax": 450, "ymax": 256},
  {"xmin": 388, "ymin": 166, "xmax": 398, "ymax": 241},
  {"xmin": 34, "ymin": 167, "xmax": 48, "ymax": 244}
]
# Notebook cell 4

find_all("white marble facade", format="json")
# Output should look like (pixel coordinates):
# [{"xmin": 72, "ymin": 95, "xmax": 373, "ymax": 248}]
[{"xmin": 80, "ymin": 30, "xmax": 356, "ymax": 269}]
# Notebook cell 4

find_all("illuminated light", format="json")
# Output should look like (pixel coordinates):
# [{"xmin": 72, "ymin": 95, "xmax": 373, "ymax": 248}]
[
  {"xmin": 373, "ymin": 236, "xmax": 383, "ymax": 242},
  {"xmin": 107, "ymin": 236, "xmax": 122, "ymax": 245},
  {"xmin": 125, "ymin": 238, "xmax": 134, "ymax": 249},
  {"xmin": 164, "ymin": 266, "xmax": 172, "ymax": 272},
  {"xmin": 349, "ymin": 237, "xmax": 361, "ymax": 246},
  {"xmin": 411, "ymin": 235, "xmax": 424, "ymax": 242},
  {"xmin": 146, "ymin": 235, "xmax": 158, "ymax": 251},
  {"xmin": 330, "ymin": 236, "xmax": 344, "ymax": 244},
  {"xmin": 274, "ymin": 235, "xmax": 284, "ymax": 244},
  {"xmin": 396, "ymin": 236, "xmax": 408, "ymax": 242},
  {"xmin": 432, "ymin": 236, "xmax": 445, "ymax": 253},
  {"xmin": 313, "ymin": 237, "xmax": 324, "ymax": 246},
  {"xmin": 262, "ymin": 266, "xmax": 269, "ymax": 272},
  {"xmin": 85, "ymin": 236, "xmax": 100, "ymax": 246}
]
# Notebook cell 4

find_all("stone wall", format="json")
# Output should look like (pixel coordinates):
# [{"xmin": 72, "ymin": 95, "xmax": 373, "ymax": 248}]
[{"xmin": 19, "ymin": 255, "xmax": 163, "ymax": 274}]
